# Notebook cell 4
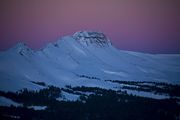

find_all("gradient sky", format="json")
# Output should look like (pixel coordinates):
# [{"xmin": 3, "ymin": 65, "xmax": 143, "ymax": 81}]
[{"xmin": 0, "ymin": 0, "xmax": 180, "ymax": 53}]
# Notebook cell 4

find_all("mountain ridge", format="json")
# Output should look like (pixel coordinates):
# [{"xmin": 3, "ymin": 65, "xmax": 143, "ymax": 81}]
[{"xmin": 1, "ymin": 30, "xmax": 179, "ymax": 56}]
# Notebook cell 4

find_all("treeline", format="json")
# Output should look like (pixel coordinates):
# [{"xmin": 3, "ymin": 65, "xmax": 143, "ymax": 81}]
[
  {"xmin": 76, "ymin": 74, "xmax": 101, "ymax": 80},
  {"xmin": 0, "ymin": 86, "xmax": 61, "ymax": 106},
  {"xmin": 0, "ymin": 85, "xmax": 180, "ymax": 120},
  {"xmin": 107, "ymin": 80, "xmax": 180, "ymax": 97}
]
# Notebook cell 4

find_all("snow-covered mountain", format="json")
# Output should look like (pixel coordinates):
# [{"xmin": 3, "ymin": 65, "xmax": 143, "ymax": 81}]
[{"xmin": 0, "ymin": 31, "xmax": 180, "ymax": 94}]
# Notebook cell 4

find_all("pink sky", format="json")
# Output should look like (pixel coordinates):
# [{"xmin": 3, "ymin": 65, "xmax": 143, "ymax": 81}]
[{"xmin": 0, "ymin": 0, "xmax": 180, "ymax": 53}]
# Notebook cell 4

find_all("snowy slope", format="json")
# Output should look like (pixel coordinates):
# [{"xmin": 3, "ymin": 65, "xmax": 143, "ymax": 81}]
[
  {"xmin": 0, "ymin": 96, "xmax": 22, "ymax": 107},
  {"xmin": 0, "ymin": 31, "xmax": 180, "ymax": 93}
]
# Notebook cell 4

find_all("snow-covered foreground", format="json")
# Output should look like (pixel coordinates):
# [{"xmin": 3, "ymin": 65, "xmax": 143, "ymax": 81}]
[
  {"xmin": 0, "ymin": 96, "xmax": 22, "ymax": 107},
  {"xmin": 0, "ymin": 31, "xmax": 180, "ymax": 100}
]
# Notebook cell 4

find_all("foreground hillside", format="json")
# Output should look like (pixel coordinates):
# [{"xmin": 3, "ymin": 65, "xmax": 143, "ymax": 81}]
[{"xmin": 0, "ymin": 84, "xmax": 180, "ymax": 120}]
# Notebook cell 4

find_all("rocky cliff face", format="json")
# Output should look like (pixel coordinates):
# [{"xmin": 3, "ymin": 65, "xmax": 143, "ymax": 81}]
[{"xmin": 73, "ymin": 31, "xmax": 111, "ymax": 47}]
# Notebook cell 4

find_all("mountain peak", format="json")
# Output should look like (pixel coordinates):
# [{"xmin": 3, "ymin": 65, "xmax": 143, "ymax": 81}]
[
  {"xmin": 11, "ymin": 42, "xmax": 33, "ymax": 56},
  {"xmin": 73, "ymin": 31, "xmax": 111, "ymax": 47}
]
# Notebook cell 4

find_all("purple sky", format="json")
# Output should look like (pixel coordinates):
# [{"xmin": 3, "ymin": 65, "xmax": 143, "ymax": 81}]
[{"xmin": 0, "ymin": 0, "xmax": 180, "ymax": 53}]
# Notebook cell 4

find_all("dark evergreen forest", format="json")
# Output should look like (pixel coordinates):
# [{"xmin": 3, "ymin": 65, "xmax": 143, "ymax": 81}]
[{"xmin": 0, "ymin": 83, "xmax": 180, "ymax": 120}]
